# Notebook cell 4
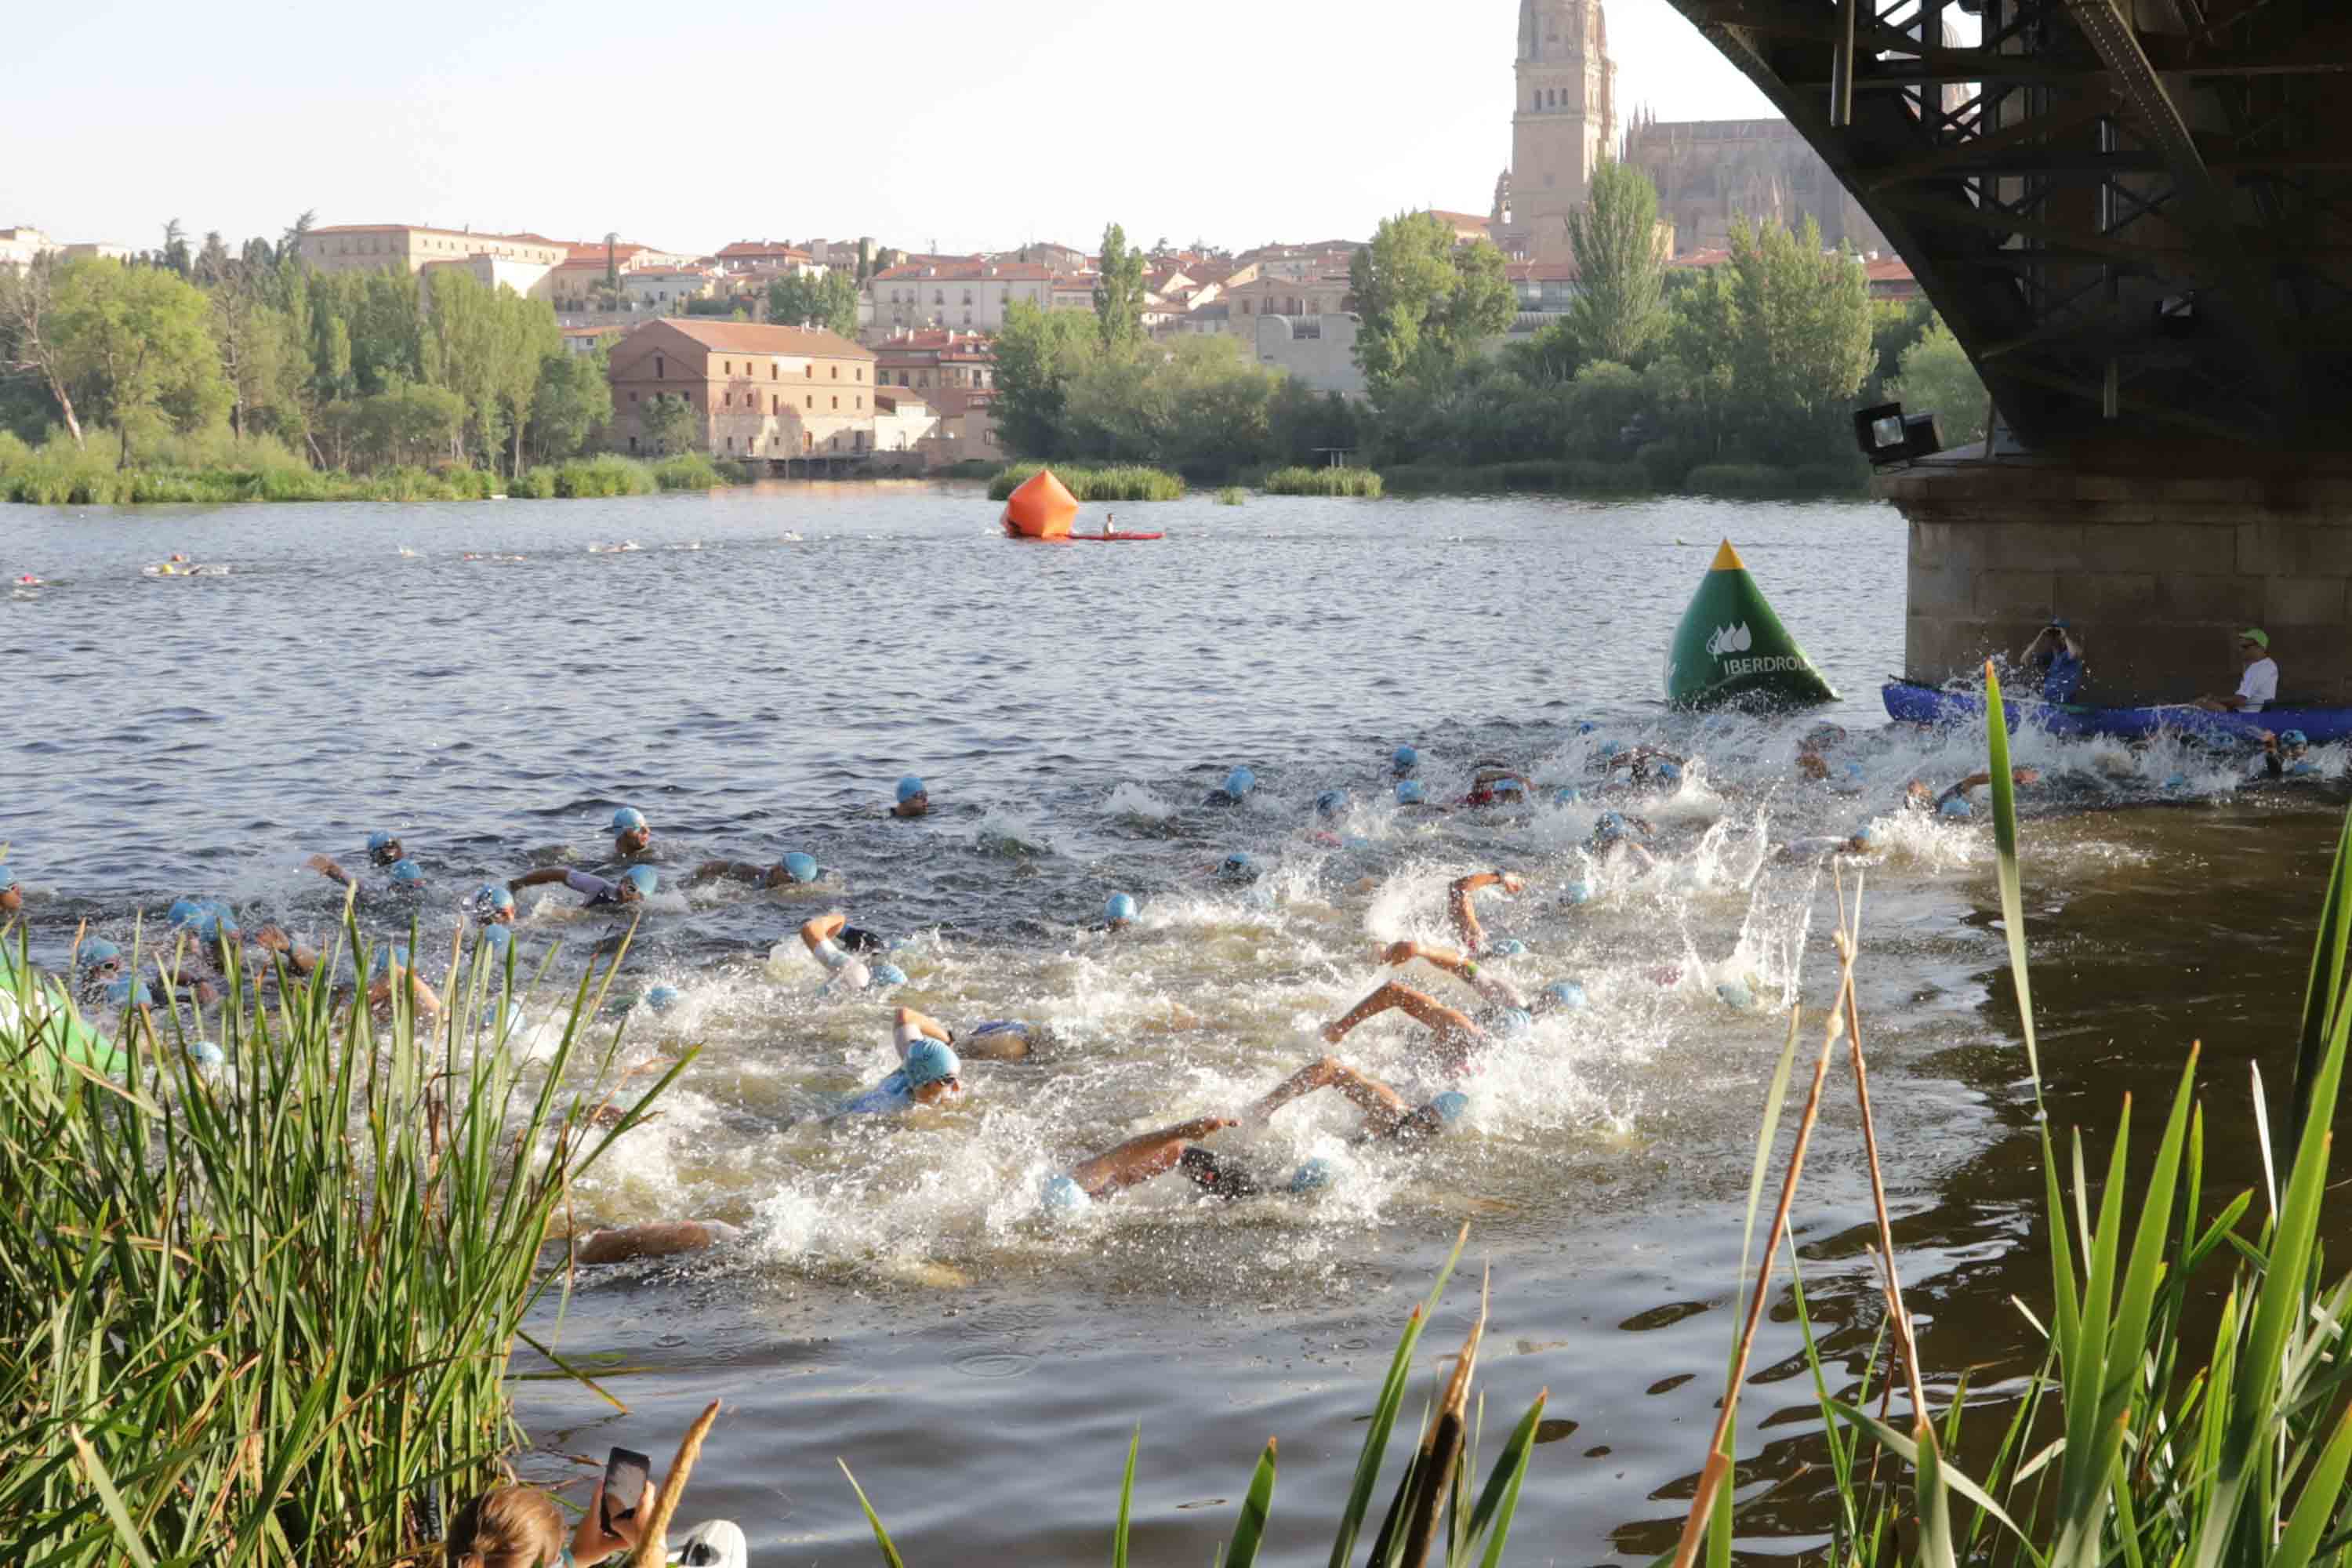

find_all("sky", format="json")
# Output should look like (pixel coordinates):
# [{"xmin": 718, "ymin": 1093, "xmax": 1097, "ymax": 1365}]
[{"xmin": 5, "ymin": 0, "xmax": 1779, "ymax": 258}]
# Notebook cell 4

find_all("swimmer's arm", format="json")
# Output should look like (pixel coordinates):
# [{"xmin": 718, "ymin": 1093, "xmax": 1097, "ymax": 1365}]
[
  {"xmin": 572, "ymin": 1218, "xmax": 728, "ymax": 1266},
  {"xmin": 304, "ymin": 854, "xmax": 355, "ymax": 888},
  {"xmin": 368, "ymin": 965, "xmax": 442, "ymax": 1019},
  {"xmin": 799, "ymin": 913, "xmax": 847, "ymax": 953},
  {"xmin": 895, "ymin": 1007, "xmax": 953, "ymax": 1046},
  {"xmin": 1796, "ymin": 753, "xmax": 1830, "ymax": 781},
  {"xmin": 509, "ymin": 867, "xmax": 574, "ymax": 892},
  {"xmin": 1386, "ymin": 938, "xmax": 1475, "ymax": 981},
  {"xmin": 690, "ymin": 859, "xmax": 768, "ymax": 885},
  {"xmin": 249, "ymin": 925, "xmax": 318, "ymax": 976},
  {"xmin": 1066, "ymin": 1115, "xmax": 1237, "ymax": 1198},
  {"xmin": 1323, "ymin": 980, "xmax": 1477, "ymax": 1047},
  {"xmin": 1247, "ymin": 1056, "xmax": 1410, "ymax": 1134}
]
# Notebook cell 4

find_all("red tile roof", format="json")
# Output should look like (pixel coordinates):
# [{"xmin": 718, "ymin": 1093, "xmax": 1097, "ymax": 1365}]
[
  {"xmin": 648, "ymin": 318, "xmax": 876, "ymax": 358},
  {"xmin": 873, "ymin": 260, "xmax": 1056, "ymax": 282}
]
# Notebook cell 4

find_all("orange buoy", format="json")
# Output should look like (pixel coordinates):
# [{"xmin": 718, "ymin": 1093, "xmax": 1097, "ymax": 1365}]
[{"xmin": 1000, "ymin": 469, "xmax": 1080, "ymax": 539}]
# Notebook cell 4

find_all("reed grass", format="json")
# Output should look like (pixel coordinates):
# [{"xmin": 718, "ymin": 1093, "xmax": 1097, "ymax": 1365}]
[
  {"xmin": 1681, "ymin": 656, "xmax": 2352, "ymax": 1568},
  {"xmin": 1263, "ymin": 466, "xmax": 1385, "ymax": 498},
  {"xmin": 1215, "ymin": 485, "xmax": 1248, "ymax": 506},
  {"xmin": 985, "ymin": 461, "xmax": 1187, "ymax": 502},
  {"xmin": 0, "ymin": 916, "xmax": 688, "ymax": 1566}
]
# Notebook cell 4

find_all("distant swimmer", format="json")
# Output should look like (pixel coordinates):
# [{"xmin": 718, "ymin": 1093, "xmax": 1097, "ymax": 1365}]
[
  {"xmin": 892, "ymin": 775, "xmax": 931, "ymax": 818},
  {"xmin": 365, "ymin": 944, "xmax": 443, "ymax": 1020},
  {"xmin": 1101, "ymin": 891, "xmax": 1138, "ymax": 931},
  {"xmin": 1599, "ymin": 746, "xmax": 1688, "ymax": 797},
  {"xmin": 832, "ymin": 1036, "xmax": 962, "ymax": 1118},
  {"xmin": 1445, "ymin": 869, "xmax": 1526, "ymax": 955},
  {"xmin": 2257, "ymin": 729, "xmax": 2322, "ymax": 781},
  {"xmin": 1205, "ymin": 766, "xmax": 1257, "ymax": 808},
  {"xmin": 2020, "ymin": 619, "xmax": 2086, "ymax": 702},
  {"xmin": 1920, "ymin": 767, "xmax": 2040, "ymax": 818},
  {"xmin": 692, "ymin": 851, "xmax": 823, "ymax": 890},
  {"xmin": 1795, "ymin": 723, "xmax": 1849, "ymax": 782},
  {"xmin": 0, "ymin": 864, "xmax": 19, "ymax": 916},
  {"xmin": 307, "ymin": 851, "xmax": 427, "ymax": 902},
  {"xmin": 510, "ymin": 864, "xmax": 658, "ymax": 908},
  {"xmin": 1212, "ymin": 849, "xmax": 1261, "ymax": 884},
  {"xmin": 1778, "ymin": 824, "xmax": 1880, "ymax": 862},
  {"xmin": 797, "ymin": 913, "xmax": 905, "ymax": 992},
  {"xmin": 1395, "ymin": 779, "xmax": 1436, "ymax": 810},
  {"xmin": 2196, "ymin": 629, "xmax": 2278, "ymax": 713},
  {"xmin": 1461, "ymin": 771, "xmax": 1534, "ymax": 808},
  {"xmin": 1392, "ymin": 744, "xmax": 1419, "ymax": 777},
  {"xmin": 571, "ymin": 1218, "xmax": 746, "ymax": 1266},
  {"xmin": 71, "ymin": 936, "xmax": 125, "ymax": 998},
  {"xmin": 610, "ymin": 807, "xmax": 655, "ymax": 861},
  {"xmin": 1037, "ymin": 1113, "xmax": 1243, "ymax": 1214}
]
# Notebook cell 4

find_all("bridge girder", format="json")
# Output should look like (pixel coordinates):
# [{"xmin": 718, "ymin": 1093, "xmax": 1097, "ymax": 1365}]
[{"xmin": 1661, "ymin": 0, "xmax": 2352, "ymax": 450}]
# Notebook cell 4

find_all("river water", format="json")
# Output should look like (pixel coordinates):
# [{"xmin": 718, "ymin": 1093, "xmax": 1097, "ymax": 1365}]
[{"xmin": 5, "ymin": 483, "xmax": 2344, "ymax": 1564}]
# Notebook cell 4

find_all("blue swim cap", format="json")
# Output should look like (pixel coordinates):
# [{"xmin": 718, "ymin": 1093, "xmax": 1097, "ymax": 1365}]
[
  {"xmin": 2164, "ymin": 773, "xmax": 2190, "ymax": 790},
  {"xmin": 612, "ymin": 806, "xmax": 646, "ymax": 833},
  {"xmin": 1490, "ymin": 1007, "xmax": 1534, "ymax": 1038},
  {"xmin": 2289, "ymin": 760, "xmax": 2319, "ymax": 776},
  {"xmin": 869, "ymin": 961, "xmax": 909, "ymax": 988},
  {"xmin": 1218, "ymin": 851, "xmax": 1256, "ymax": 881},
  {"xmin": 1316, "ymin": 789, "xmax": 1350, "ymax": 818},
  {"xmin": 902, "ymin": 1037, "xmax": 960, "ymax": 1087},
  {"xmin": 1542, "ymin": 979, "xmax": 1588, "ymax": 1011},
  {"xmin": 0, "ymin": 866, "xmax": 16, "ymax": 892},
  {"xmin": 193, "ymin": 906, "xmax": 238, "ymax": 942},
  {"xmin": 1595, "ymin": 813, "xmax": 1628, "ymax": 843},
  {"xmin": 782, "ymin": 851, "xmax": 820, "ymax": 884},
  {"xmin": 187, "ymin": 1040, "xmax": 225, "ymax": 1067},
  {"xmin": 895, "ymin": 774, "xmax": 927, "ymax": 804},
  {"xmin": 481, "ymin": 923, "xmax": 513, "ymax": 953},
  {"xmin": 372, "ymin": 944, "xmax": 412, "ymax": 978},
  {"xmin": 1396, "ymin": 779, "xmax": 1426, "ymax": 805},
  {"xmin": 390, "ymin": 858, "xmax": 425, "ymax": 887},
  {"xmin": 644, "ymin": 985, "xmax": 681, "ymax": 1012},
  {"xmin": 366, "ymin": 829, "xmax": 397, "ymax": 855},
  {"xmin": 1492, "ymin": 778, "xmax": 1526, "ymax": 800},
  {"xmin": 1843, "ymin": 760, "xmax": 1867, "ymax": 780},
  {"xmin": 1041, "ymin": 1174, "xmax": 1094, "ymax": 1216},
  {"xmin": 1105, "ymin": 892, "xmax": 1138, "ymax": 924},
  {"xmin": 1853, "ymin": 822, "xmax": 1881, "ymax": 847},
  {"xmin": 1428, "ymin": 1090, "xmax": 1471, "ymax": 1124},
  {"xmin": 1392, "ymin": 744, "xmax": 1418, "ymax": 774},
  {"xmin": 1289, "ymin": 1157, "xmax": 1337, "ymax": 1193},
  {"xmin": 1653, "ymin": 761, "xmax": 1682, "ymax": 785},
  {"xmin": 474, "ymin": 883, "xmax": 514, "ymax": 916},
  {"xmin": 2283, "ymin": 730, "xmax": 2310, "ymax": 748},
  {"xmin": 622, "ymin": 866, "xmax": 659, "ymax": 897},
  {"xmin": 1576, "ymin": 720, "xmax": 1597, "ymax": 734},
  {"xmin": 1553, "ymin": 785, "xmax": 1582, "ymax": 804},
  {"xmin": 1940, "ymin": 796, "xmax": 1975, "ymax": 818},
  {"xmin": 1718, "ymin": 978, "xmax": 1757, "ymax": 1010},
  {"xmin": 79, "ymin": 938, "xmax": 122, "ymax": 967},
  {"xmin": 105, "ymin": 977, "xmax": 152, "ymax": 1007},
  {"xmin": 167, "ymin": 898, "xmax": 205, "ymax": 928},
  {"xmin": 1485, "ymin": 936, "xmax": 1526, "ymax": 956},
  {"xmin": 1223, "ymin": 766, "xmax": 1257, "ymax": 798},
  {"xmin": 1599, "ymin": 740, "xmax": 1625, "ymax": 758}
]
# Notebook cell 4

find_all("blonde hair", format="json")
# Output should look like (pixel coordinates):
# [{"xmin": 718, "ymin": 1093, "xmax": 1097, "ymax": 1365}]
[{"xmin": 446, "ymin": 1485, "xmax": 565, "ymax": 1568}]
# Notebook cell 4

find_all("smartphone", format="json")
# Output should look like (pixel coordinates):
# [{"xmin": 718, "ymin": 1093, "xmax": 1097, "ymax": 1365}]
[{"xmin": 601, "ymin": 1447, "xmax": 652, "ymax": 1537}]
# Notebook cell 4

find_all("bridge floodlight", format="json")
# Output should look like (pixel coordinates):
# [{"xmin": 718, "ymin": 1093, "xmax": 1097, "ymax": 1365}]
[{"xmin": 1853, "ymin": 402, "xmax": 1944, "ymax": 468}]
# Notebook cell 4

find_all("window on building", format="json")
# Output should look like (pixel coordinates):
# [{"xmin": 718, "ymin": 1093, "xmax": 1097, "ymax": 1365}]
[
  {"xmin": 630, "ymin": 434, "xmax": 639, "ymax": 452},
  {"xmin": 856, "ymin": 395, "xmax": 862, "ymax": 408},
  {"xmin": 655, "ymin": 356, "xmax": 664, "ymax": 379},
  {"xmin": 630, "ymin": 390, "xmax": 638, "ymax": 403},
  {"xmin": 727, "ymin": 435, "xmax": 735, "ymax": 450},
  {"xmin": 855, "ymin": 366, "xmax": 863, "ymax": 379},
  {"xmin": 770, "ymin": 362, "xmax": 778, "ymax": 379},
  {"xmin": 805, "ymin": 395, "xmax": 812, "ymax": 408},
  {"xmin": 771, "ymin": 394, "xmax": 779, "ymax": 414},
  {"xmin": 724, "ymin": 361, "xmax": 732, "ymax": 374},
  {"xmin": 831, "ymin": 396, "xmax": 838, "ymax": 408},
  {"xmin": 962, "ymin": 290, "xmax": 972, "ymax": 304},
  {"xmin": 933, "ymin": 291, "xmax": 943, "ymax": 304},
  {"xmin": 805, "ymin": 363, "xmax": 813, "ymax": 376}
]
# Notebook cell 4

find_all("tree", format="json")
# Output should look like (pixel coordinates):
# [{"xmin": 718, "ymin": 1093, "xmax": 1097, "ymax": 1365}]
[
  {"xmin": 1349, "ymin": 212, "xmax": 1515, "ymax": 395},
  {"xmin": 767, "ymin": 271, "xmax": 857, "ymax": 336},
  {"xmin": 528, "ymin": 345, "xmax": 614, "ymax": 463},
  {"xmin": 0, "ymin": 253, "xmax": 88, "ymax": 447},
  {"xmin": 1719, "ymin": 215, "xmax": 1876, "ymax": 454},
  {"xmin": 194, "ymin": 231, "xmax": 232, "ymax": 288},
  {"xmin": 638, "ymin": 392, "xmax": 696, "ymax": 455},
  {"xmin": 1563, "ymin": 162, "xmax": 1667, "ymax": 366},
  {"xmin": 1093, "ymin": 223, "xmax": 1145, "ymax": 350},
  {"xmin": 160, "ymin": 219, "xmax": 191, "ymax": 278},
  {"xmin": 50, "ymin": 258, "xmax": 227, "ymax": 467},
  {"xmin": 492, "ymin": 289, "xmax": 561, "ymax": 475},
  {"xmin": 208, "ymin": 279, "xmax": 293, "ymax": 441},
  {"xmin": 279, "ymin": 209, "xmax": 318, "ymax": 260},
  {"xmin": 1888, "ymin": 318, "xmax": 1991, "ymax": 449},
  {"xmin": 990, "ymin": 298, "xmax": 1099, "ymax": 458}
]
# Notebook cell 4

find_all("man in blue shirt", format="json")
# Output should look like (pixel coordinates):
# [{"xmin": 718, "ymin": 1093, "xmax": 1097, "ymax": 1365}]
[{"xmin": 2020, "ymin": 620, "xmax": 2086, "ymax": 702}]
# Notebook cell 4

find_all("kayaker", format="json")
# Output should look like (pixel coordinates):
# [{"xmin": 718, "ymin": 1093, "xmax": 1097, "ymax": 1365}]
[
  {"xmin": 2197, "ymin": 629, "xmax": 2279, "ymax": 713},
  {"xmin": 2020, "ymin": 620, "xmax": 2086, "ymax": 702}
]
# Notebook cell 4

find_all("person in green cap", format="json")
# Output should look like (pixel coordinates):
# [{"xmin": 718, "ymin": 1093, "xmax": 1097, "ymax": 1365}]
[{"xmin": 2198, "ymin": 630, "xmax": 2278, "ymax": 712}]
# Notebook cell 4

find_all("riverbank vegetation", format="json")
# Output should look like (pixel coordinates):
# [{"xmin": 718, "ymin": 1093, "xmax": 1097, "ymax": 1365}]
[
  {"xmin": 0, "ymin": 926, "xmax": 688, "ymax": 1566},
  {"xmin": 985, "ymin": 459, "xmax": 1185, "ymax": 502},
  {"xmin": 1264, "ymin": 465, "xmax": 1383, "ymax": 497},
  {"xmin": 993, "ymin": 185, "xmax": 1985, "ymax": 496}
]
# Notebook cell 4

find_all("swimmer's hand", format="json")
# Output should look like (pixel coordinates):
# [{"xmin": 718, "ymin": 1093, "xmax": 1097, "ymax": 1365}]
[
  {"xmin": 1320, "ymin": 1020, "xmax": 1348, "ymax": 1045},
  {"xmin": 251, "ymin": 925, "xmax": 290, "ymax": 953},
  {"xmin": 1497, "ymin": 872, "xmax": 1526, "ymax": 895},
  {"xmin": 2261, "ymin": 730, "xmax": 2279, "ymax": 750},
  {"xmin": 2013, "ymin": 767, "xmax": 2042, "ymax": 786},
  {"xmin": 1382, "ymin": 938, "xmax": 1419, "ymax": 965},
  {"xmin": 1172, "ymin": 1114, "xmax": 1238, "ymax": 1141}
]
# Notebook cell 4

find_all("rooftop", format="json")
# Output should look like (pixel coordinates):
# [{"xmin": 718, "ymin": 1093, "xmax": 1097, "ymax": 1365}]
[{"xmin": 651, "ymin": 318, "xmax": 876, "ymax": 358}]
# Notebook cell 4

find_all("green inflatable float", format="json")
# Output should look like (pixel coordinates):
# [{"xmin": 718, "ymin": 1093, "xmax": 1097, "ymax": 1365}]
[{"xmin": 1664, "ymin": 539, "xmax": 1838, "ymax": 710}]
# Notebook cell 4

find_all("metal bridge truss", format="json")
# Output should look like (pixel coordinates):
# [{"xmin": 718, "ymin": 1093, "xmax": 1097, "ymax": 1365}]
[{"xmin": 1662, "ymin": 0, "xmax": 2352, "ymax": 449}]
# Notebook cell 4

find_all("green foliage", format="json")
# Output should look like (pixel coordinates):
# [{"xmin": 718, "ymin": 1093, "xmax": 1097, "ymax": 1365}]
[
  {"xmin": 1684, "ymin": 461, "xmax": 1867, "ymax": 497},
  {"xmin": 1094, "ymin": 223, "xmax": 1146, "ymax": 350},
  {"xmin": 1264, "ymin": 466, "xmax": 1383, "ymax": 497},
  {"xmin": 1214, "ymin": 485, "xmax": 1247, "ymax": 505},
  {"xmin": 637, "ymin": 391, "xmax": 698, "ymax": 456},
  {"xmin": 49, "ymin": 258, "xmax": 230, "ymax": 468},
  {"xmin": 1351, "ymin": 212, "xmax": 1515, "ymax": 395},
  {"xmin": 1563, "ymin": 162, "xmax": 1667, "ymax": 366},
  {"xmin": 0, "ymin": 924, "xmax": 686, "ymax": 1566},
  {"xmin": 1888, "ymin": 318, "xmax": 1991, "ymax": 451},
  {"xmin": 985, "ymin": 460, "xmax": 1185, "ymax": 501},
  {"xmin": 315, "ymin": 381, "xmax": 466, "ymax": 471},
  {"xmin": 528, "ymin": 346, "xmax": 615, "ymax": 466},
  {"xmin": 767, "ymin": 270, "xmax": 859, "ymax": 336},
  {"xmin": 652, "ymin": 452, "xmax": 742, "ymax": 489},
  {"xmin": 989, "ymin": 299, "xmax": 1101, "ymax": 460}
]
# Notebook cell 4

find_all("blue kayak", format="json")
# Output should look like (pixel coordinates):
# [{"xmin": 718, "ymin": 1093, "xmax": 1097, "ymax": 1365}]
[{"xmin": 1882, "ymin": 678, "xmax": 2352, "ymax": 744}]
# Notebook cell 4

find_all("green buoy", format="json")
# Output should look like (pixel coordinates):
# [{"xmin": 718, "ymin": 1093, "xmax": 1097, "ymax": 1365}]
[{"xmin": 1664, "ymin": 539, "xmax": 1838, "ymax": 710}]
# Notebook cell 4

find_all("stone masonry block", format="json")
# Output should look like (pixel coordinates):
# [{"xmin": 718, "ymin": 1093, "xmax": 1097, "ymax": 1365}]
[
  {"xmin": 2263, "ymin": 576, "xmax": 2350, "ymax": 626},
  {"xmin": 2075, "ymin": 524, "xmax": 2235, "ymax": 575},
  {"xmin": 2235, "ymin": 522, "xmax": 2352, "ymax": 579},
  {"xmin": 1973, "ymin": 569, "xmax": 2057, "ymax": 618},
  {"xmin": 2071, "ymin": 572, "xmax": 2160, "ymax": 619},
  {"xmin": 2154, "ymin": 574, "xmax": 2265, "ymax": 625}
]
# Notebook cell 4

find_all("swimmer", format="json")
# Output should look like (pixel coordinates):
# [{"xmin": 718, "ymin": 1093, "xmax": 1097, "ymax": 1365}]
[
  {"xmin": 571, "ymin": 1218, "xmax": 744, "ymax": 1266},
  {"xmin": 1600, "ymin": 746, "xmax": 1689, "ymax": 795},
  {"xmin": 1039, "ymin": 1113, "xmax": 1242, "ymax": 1212},
  {"xmin": 1588, "ymin": 811, "xmax": 1658, "ymax": 871},
  {"xmin": 473, "ymin": 883, "xmax": 517, "ymax": 925},
  {"xmin": 1461, "ymin": 766, "xmax": 1535, "ymax": 808},
  {"xmin": 892, "ymin": 775, "xmax": 931, "ymax": 818},
  {"xmin": 1319, "ymin": 979, "xmax": 1524, "ymax": 1077},
  {"xmin": 306, "ymin": 852, "xmax": 427, "ymax": 901},
  {"xmin": 2257, "ymin": 729, "xmax": 2321, "ymax": 781},
  {"xmin": 1244, "ymin": 1055, "xmax": 1470, "ymax": 1143},
  {"xmin": 72, "ymin": 936, "xmax": 125, "ymax": 995},
  {"xmin": 692, "ymin": 851, "xmax": 823, "ymax": 889},
  {"xmin": 1795, "ymin": 723, "xmax": 1849, "ymax": 781},
  {"xmin": 1212, "ymin": 850, "xmax": 1261, "ymax": 884},
  {"xmin": 1395, "ymin": 779, "xmax": 1436, "ymax": 809},
  {"xmin": 0, "ymin": 864, "xmax": 19, "ymax": 916},
  {"xmin": 891, "ymin": 1004, "xmax": 1044, "ymax": 1063},
  {"xmin": 1101, "ymin": 891, "xmax": 1138, "ymax": 931},
  {"xmin": 1445, "ymin": 869, "xmax": 1526, "ymax": 955},
  {"xmin": 1392, "ymin": 744, "xmax": 1420, "ymax": 777},
  {"xmin": 509, "ymin": 864, "xmax": 658, "ymax": 908},
  {"xmin": 1920, "ymin": 767, "xmax": 2041, "ymax": 817},
  {"xmin": 1778, "ymin": 824, "xmax": 1878, "ymax": 862},
  {"xmin": 832, "ymin": 1036, "xmax": 962, "ymax": 1117},
  {"xmin": 611, "ymin": 806, "xmax": 654, "ymax": 860},
  {"xmin": 797, "ymin": 912, "xmax": 900, "ymax": 990},
  {"xmin": 365, "ymin": 945, "xmax": 443, "ymax": 1020},
  {"xmin": 1205, "ymin": 766, "xmax": 1257, "ymax": 808}
]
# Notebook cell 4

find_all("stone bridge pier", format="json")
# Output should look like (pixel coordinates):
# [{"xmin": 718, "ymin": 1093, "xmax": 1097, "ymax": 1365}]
[{"xmin": 1879, "ymin": 445, "xmax": 2352, "ymax": 707}]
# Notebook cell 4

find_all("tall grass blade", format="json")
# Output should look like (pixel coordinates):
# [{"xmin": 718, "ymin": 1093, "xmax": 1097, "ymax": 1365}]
[
  {"xmin": 838, "ymin": 1460, "xmax": 909, "ymax": 1568},
  {"xmin": 1225, "ymin": 1439, "xmax": 1278, "ymax": 1568},
  {"xmin": 1113, "ymin": 1425, "xmax": 1139, "ymax": 1568},
  {"xmin": 1327, "ymin": 1226, "xmax": 1469, "ymax": 1568},
  {"xmin": 2289, "ymin": 801, "xmax": 2352, "ymax": 1149},
  {"xmin": 1982, "ymin": 661, "xmax": 2045, "ymax": 1112},
  {"xmin": 69, "ymin": 1426, "xmax": 158, "ymax": 1568}
]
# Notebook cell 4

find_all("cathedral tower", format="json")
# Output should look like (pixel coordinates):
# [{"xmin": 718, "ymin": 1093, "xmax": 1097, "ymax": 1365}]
[{"xmin": 1494, "ymin": 0, "xmax": 1618, "ymax": 261}]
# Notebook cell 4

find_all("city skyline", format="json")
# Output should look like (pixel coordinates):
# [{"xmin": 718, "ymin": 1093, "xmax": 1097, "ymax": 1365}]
[{"xmin": 9, "ymin": 0, "xmax": 1779, "ymax": 257}]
